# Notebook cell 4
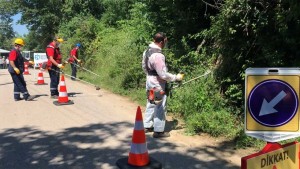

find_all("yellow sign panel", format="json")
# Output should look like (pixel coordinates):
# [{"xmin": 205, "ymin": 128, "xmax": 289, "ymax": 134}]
[
  {"xmin": 246, "ymin": 143, "xmax": 299, "ymax": 169},
  {"xmin": 246, "ymin": 75, "xmax": 300, "ymax": 131}
]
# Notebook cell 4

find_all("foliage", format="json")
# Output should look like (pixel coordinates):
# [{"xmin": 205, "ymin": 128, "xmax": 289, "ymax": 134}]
[
  {"xmin": 0, "ymin": 13, "xmax": 14, "ymax": 49},
  {"xmin": 235, "ymin": 130, "xmax": 265, "ymax": 149},
  {"xmin": 168, "ymin": 68, "xmax": 241, "ymax": 138},
  {"xmin": 203, "ymin": 0, "xmax": 300, "ymax": 111},
  {"xmin": 61, "ymin": 0, "xmax": 104, "ymax": 20},
  {"xmin": 58, "ymin": 14, "xmax": 102, "ymax": 63},
  {"xmin": 101, "ymin": 0, "xmax": 135, "ymax": 26}
]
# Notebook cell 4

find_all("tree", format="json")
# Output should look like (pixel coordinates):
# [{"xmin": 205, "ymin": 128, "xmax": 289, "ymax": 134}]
[{"xmin": 0, "ymin": 15, "xmax": 14, "ymax": 49}]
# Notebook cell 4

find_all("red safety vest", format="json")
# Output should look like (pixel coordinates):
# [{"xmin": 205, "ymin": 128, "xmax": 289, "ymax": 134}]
[{"xmin": 46, "ymin": 42, "xmax": 62, "ymax": 67}]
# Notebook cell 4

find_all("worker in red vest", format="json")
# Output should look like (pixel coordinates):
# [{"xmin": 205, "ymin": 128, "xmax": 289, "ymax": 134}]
[
  {"xmin": 46, "ymin": 37, "xmax": 64, "ymax": 99},
  {"xmin": 68, "ymin": 43, "xmax": 81, "ymax": 80}
]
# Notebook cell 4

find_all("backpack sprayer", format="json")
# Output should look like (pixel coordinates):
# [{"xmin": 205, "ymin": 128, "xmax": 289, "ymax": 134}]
[{"xmin": 48, "ymin": 68, "xmax": 101, "ymax": 90}]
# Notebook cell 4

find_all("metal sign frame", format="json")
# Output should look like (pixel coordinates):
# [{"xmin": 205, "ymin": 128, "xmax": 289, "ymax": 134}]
[{"xmin": 245, "ymin": 68, "xmax": 300, "ymax": 142}]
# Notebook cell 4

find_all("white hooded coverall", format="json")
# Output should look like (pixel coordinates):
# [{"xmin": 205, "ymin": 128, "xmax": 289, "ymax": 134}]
[{"xmin": 142, "ymin": 42, "xmax": 177, "ymax": 132}]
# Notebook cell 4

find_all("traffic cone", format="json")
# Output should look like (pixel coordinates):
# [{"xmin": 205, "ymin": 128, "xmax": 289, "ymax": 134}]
[
  {"xmin": 53, "ymin": 74, "xmax": 74, "ymax": 106},
  {"xmin": 116, "ymin": 106, "xmax": 162, "ymax": 169},
  {"xmin": 23, "ymin": 62, "xmax": 30, "ymax": 75},
  {"xmin": 34, "ymin": 70, "xmax": 47, "ymax": 85}
]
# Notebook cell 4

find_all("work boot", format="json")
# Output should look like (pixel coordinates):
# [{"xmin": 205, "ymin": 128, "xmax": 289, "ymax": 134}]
[
  {"xmin": 144, "ymin": 128, "xmax": 154, "ymax": 133},
  {"xmin": 14, "ymin": 98, "xmax": 23, "ymax": 101},
  {"xmin": 24, "ymin": 95, "xmax": 35, "ymax": 101},
  {"xmin": 153, "ymin": 132, "xmax": 170, "ymax": 138}
]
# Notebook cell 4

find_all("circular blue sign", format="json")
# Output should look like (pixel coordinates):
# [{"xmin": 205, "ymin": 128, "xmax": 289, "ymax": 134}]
[{"xmin": 248, "ymin": 79, "xmax": 298, "ymax": 127}]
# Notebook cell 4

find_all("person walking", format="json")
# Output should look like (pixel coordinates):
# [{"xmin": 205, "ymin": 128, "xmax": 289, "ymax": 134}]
[
  {"xmin": 45, "ymin": 37, "xmax": 65, "ymax": 99},
  {"xmin": 142, "ymin": 32, "xmax": 184, "ymax": 138},
  {"xmin": 7, "ymin": 38, "xmax": 34, "ymax": 101},
  {"xmin": 68, "ymin": 43, "xmax": 81, "ymax": 80}
]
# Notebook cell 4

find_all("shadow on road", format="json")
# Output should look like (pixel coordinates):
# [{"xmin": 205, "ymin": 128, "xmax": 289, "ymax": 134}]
[
  {"xmin": 0, "ymin": 82, "xmax": 13, "ymax": 86},
  {"xmin": 0, "ymin": 122, "xmax": 240, "ymax": 169},
  {"xmin": 68, "ymin": 92, "xmax": 83, "ymax": 97},
  {"xmin": 32, "ymin": 94, "xmax": 49, "ymax": 99}
]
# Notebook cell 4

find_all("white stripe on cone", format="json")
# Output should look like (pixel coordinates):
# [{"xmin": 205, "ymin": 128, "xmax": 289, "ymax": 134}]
[
  {"xmin": 60, "ymin": 82, "xmax": 66, "ymax": 86},
  {"xmin": 59, "ymin": 92, "xmax": 68, "ymax": 97}
]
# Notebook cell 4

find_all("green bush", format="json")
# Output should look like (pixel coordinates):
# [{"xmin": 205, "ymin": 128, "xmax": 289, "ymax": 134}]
[{"xmin": 235, "ymin": 130, "xmax": 265, "ymax": 149}]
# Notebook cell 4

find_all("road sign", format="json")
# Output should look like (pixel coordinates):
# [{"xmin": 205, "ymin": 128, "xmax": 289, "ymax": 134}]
[
  {"xmin": 33, "ymin": 53, "xmax": 47, "ymax": 64},
  {"xmin": 245, "ymin": 68, "xmax": 300, "ymax": 142},
  {"xmin": 248, "ymin": 79, "xmax": 298, "ymax": 127},
  {"xmin": 241, "ymin": 142, "xmax": 300, "ymax": 169},
  {"xmin": 33, "ymin": 53, "xmax": 47, "ymax": 67}
]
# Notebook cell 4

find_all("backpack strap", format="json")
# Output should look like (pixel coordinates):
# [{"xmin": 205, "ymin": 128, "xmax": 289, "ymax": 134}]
[{"xmin": 145, "ymin": 47, "xmax": 161, "ymax": 76}]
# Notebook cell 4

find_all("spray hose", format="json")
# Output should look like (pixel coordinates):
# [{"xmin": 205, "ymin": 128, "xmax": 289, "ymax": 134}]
[
  {"xmin": 172, "ymin": 70, "xmax": 212, "ymax": 89},
  {"xmin": 166, "ymin": 70, "xmax": 212, "ymax": 97},
  {"xmin": 48, "ymin": 68, "xmax": 101, "ymax": 90},
  {"xmin": 68, "ymin": 62, "xmax": 101, "ymax": 77}
]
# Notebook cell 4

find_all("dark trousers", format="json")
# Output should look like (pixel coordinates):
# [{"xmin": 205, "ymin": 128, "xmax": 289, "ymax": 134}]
[
  {"xmin": 10, "ymin": 73, "xmax": 29, "ymax": 99},
  {"xmin": 48, "ymin": 66, "xmax": 60, "ymax": 96},
  {"xmin": 71, "ymin": 62, "xmax": 77, "ymax": 80}
]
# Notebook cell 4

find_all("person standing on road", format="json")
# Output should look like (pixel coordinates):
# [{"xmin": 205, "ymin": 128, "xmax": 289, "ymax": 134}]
[
  {"xmin": 8, "ymin": 38, "xmax": 34, "ymax": 101},
  {"xmin": 2, "ymin": 56, "xmax": 5, "ymax": 69},
  {"xmin": 0, "ymin": 56, "xmax": 3, "ymax": 69},
  {"xmin": 46, "ymin": 37, "xmax": 65, "ymax": 99},
  {"xmin": 6, "ymin": 57, "xmax": 9, "ymax": 69},
  {"xmin": 68, "ymin": 43, "xmax": 81, "ymax": 80},
  {"xmin": 142, "ymin": 32, "xmax": 184, "ymax": 138}
]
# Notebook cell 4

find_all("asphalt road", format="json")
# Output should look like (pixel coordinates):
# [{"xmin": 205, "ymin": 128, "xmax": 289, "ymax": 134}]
[{"xmin": 0, "ymin": 68, "xmax": 243, "ymax": 169}]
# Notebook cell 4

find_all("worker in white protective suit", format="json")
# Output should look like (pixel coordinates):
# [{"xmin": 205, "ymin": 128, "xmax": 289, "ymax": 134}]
[{"xmin": 142, "ymin": 32, "xmax": 184, "ymax": 138}]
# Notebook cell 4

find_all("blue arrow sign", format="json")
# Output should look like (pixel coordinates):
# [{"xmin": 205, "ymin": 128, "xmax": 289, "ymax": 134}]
[
  {"xmin": 248, "ymin": 79, "xmax": 298, "ymax": 127},
  {"xmin": 259, "ymin": 90, "xmax": 287, "ymax": 116}
]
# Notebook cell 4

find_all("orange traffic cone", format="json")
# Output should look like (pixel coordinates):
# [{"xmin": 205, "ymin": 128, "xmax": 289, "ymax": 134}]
[
  {"xmin": 23, "ymin": 62, "xmax": 30, "ymax": 75},
  {"xmin": 273, "ymin": 166, "xmax": 277, "ymax": 169},
  {"xmin": 53, "ymin": 74, "xmax": 74, "ymax": 106},
  {"xmin": 34, "ymin": 70, "xmax": 47, "ymax": 85},
  {"xmin": 116, "ymin": 106, "xmax": 162, "ymax": 169}
]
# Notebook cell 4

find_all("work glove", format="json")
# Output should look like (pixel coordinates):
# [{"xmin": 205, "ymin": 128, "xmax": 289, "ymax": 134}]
[
  {"xmin": 14, "ymin": 68, "xmax": 20, "ymax": 74},
  {"xmin": 29, "ymin": 60, "xmax": 34, "ymax": 65},
  {"xmin": 57, "ymin": 64, "xmax": 64, "ymax": 69},
  {"xmin": 77, "ymin": 59, "xmax": 82, "ymax": 63},
  {"xmin": 176, "ymin": 73, "xmax": 184, "ymax": 81},
  {"xmin": 64, "ymin": 61, "xmax": 69, "ymax": 64}
]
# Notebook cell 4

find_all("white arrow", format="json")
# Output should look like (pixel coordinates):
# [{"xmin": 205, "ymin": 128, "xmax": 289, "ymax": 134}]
[{"xmin": 259, "ymin": 91, "xmax": 287, "ymax": 116}]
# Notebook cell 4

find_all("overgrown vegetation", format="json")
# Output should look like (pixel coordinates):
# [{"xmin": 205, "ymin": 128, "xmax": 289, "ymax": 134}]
[{"xmin": 1, "ymin": 0, "xmax": 300, "ymax": 149}]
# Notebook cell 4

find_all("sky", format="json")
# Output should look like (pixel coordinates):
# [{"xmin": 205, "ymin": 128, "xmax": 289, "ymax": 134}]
[{"xmin": 12, "ymin": 13, "xmax": 29, "ymax": 36}]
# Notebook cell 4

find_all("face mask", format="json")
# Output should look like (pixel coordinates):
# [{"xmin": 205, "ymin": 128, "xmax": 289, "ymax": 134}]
[{"xmin": 16, "ymin": 45, "xmax": 22, "ymax": 51}]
